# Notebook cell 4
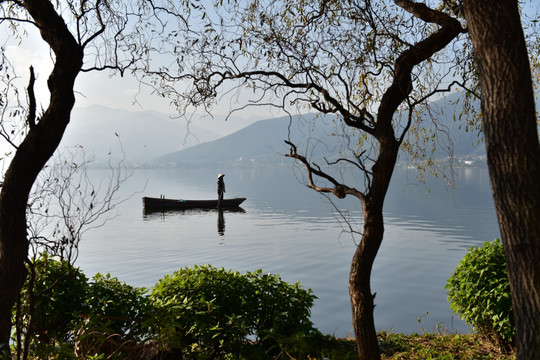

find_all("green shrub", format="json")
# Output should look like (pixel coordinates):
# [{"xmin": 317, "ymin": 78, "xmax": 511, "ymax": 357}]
[
  {"xmin": 15, "ymin": 254, "xmax": 89, "ymax": 357},
  {"xmin": 249, "ymin": 270, "xmax": 318, "ymax": 354},
  {"xmin": 446, "ymin": 239, "xmax": 514, "ymax": 346},
  {"xmin": 149, "ymin": 264, "xmax": 317, "ymax": 359},
  {"xmin": 16, "ymin": 255, "xmax": 154, "ymax": 359},
  {"xmin": 75, "ymin": 273, "xmax": 154, "ymax": 358},
  {"xmin": 17, "ymin": 258, "xmax": 317, "ymax": 359}
]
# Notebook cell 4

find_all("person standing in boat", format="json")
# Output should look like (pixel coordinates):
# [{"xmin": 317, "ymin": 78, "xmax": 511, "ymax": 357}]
[{"xmin": 217, "ymin": 173, "xmax": 226, "ymax": 202}]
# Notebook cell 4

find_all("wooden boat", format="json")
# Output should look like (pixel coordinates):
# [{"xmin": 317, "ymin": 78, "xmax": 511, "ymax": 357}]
[{"xmin": 142, "ymin": 196, "xmax": 246, "ymax": 210}]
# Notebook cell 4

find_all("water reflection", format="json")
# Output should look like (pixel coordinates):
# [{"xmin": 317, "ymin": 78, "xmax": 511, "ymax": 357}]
[
  {"xmin": 143, "ymin": 206, "xmax": 245, "ymax": 218},
  {"xmin": 143, "ymin": 207, "xmax": 245, "ymax": 243},
  {"xmin": 143, "ymin": 206, "xmax": 245, "ymax": 231},
  {"xmin": 218, "ymin": 208, "xmax": 225, "ymax": 236}
]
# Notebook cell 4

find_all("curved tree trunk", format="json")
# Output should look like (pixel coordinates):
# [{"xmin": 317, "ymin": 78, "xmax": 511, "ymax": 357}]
[
  {"xmin": 349, "ymin": 205, "xmax": 385, "ymax": 360},
  {"xmin": 350, "ymin": 138, "xmax": 400, "ymax": 359},
  {"xmin": 0, "ymin": 0, "xmax": 83, "ymax": 352},
  {"xmin": 463, "ymin": 1, "xmax": 540, "ymax": 359}
]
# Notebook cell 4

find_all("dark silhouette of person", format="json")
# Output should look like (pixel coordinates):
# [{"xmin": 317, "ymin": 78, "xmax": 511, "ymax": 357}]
[{"xmin": 217, "ymin": 173, "xmax": 225, "ymax": 202}]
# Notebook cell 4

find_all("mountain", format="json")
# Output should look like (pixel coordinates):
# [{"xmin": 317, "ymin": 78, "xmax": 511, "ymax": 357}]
[
  {"xmin": 153, "ymin": 115, "xmax": 309, "ymax": 167},
  {"xmin": 153, "ymin": 113, "xmax": 355, "ymax": 167},
  {"xmin": 59, "ymin": 94, "xmax": 492, "ymax": 169},
  {"xmin": 60, "ymin": 105, "xmax": 222, "ymax": 166},
  {"xmin": 152, "ymin": 95, "xmax": 490, "ymax": 168}
]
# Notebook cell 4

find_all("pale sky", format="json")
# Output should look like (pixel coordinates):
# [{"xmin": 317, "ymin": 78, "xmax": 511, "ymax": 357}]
[
  {"xmin": 2, "ymin": 23, "xmax": 273, "ymax": 138},
  {"xmin": 4, "ymin": 39, "xmax": 236, "ymax": 115},
  {"xmin": 3, "ymin": 2, "xmax": 537, "ymax": 139}
]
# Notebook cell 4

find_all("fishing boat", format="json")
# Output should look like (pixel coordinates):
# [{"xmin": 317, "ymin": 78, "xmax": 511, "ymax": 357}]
[{"xmin": 142, "ymin": 196, "xmax": 247, "ymax": 210}]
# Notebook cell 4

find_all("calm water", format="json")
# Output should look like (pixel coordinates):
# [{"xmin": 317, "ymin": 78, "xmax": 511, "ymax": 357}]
[{"xmin": 76, "ymin": 166, "xmax": 499, "ymax": 337}]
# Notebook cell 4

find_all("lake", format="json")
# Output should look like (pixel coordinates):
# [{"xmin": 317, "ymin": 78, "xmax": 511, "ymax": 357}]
[{"xmin": 75, "ymin": 165, "xmax": 499, "ymax": 337}]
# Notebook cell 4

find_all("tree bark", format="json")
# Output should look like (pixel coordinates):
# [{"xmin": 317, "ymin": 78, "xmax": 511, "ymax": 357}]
[
  {"xmin": 349, "ymin": 133, "xmax": 400, "ymax": 359},
  {"xmin": 349, "ymin": 200, "xmax": 388, "ymax": 359},
  {"xmin": 349, "ymin": 238, "xmax": 381, "ymax": 359},
  {"xmin": 462, "ymin": 1, "xmax": 540, "ymax": 359},
  {"xmin": 0, "ymin": 0, "xmax": 83, "ymax": 352}
]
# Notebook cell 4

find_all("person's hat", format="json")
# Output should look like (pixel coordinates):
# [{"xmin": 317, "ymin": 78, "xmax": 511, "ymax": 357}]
[{"xmin": 218, "ymin": 173, "xmax": 225, "ymax": 178}]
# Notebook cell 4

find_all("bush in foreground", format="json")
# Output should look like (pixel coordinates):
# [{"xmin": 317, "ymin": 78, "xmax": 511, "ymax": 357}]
[
  {"xmin": 14, "ymin": 257, "xmax": 318, "ymax": 359},
  {"xmin": 15, "ymin": 254, "xmax": 89, "ymax": 358},
  {"xmin": 16, "ymin": 255, "xmax": 516, "ymax": 359},
  {"xmin": 75, "ymin": 273, "xmax": 154, "ymax": 358},
  {"xmin": 446, "ymin": 239, "xmax": 514, "ymax": 347},
  {"xmin": 14, "ymin": 255, "xmax": 153, "ymax": 359},
  {"xmin": 149, "ymin": 265, "xmax": 317, "ymax": 358}
]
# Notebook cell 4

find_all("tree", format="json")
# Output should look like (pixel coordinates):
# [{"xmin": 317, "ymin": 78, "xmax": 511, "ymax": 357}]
[
  {"xmin": 13, "ymin": 147, "xmax": 132, "ymax": 359},
  {"xmin": 0, "ymin": 0, "xmax": 185, "ymax": 353},
  {"xmin": 150, "ymin": 1, "xmax": 467, "ymax": 358},
  {"xmin": 462, "ymin": 1, "xmax": 540, "ymax": 358},
  {"xmin": 0, "ymin": 0, "xmax": 83, "ymax": 349},
  {"xmin": 27, "ymin": 147, "xmax": 132, "ymax": 266}
]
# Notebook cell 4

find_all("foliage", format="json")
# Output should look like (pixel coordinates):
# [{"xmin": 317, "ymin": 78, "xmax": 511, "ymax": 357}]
[
  {"xmin": 149, "ymin": 264, "xmax": 317, "ymax": 359},
  {"xmin": 16, "ymin": 257, "xmax": 319, "ymax": 359},
  {"xmin": 446, "ymin": 239, "xmax": 514, "ymax": 346},
  {"xmin": 14, "ymin": 255, "xmax": 155, "ymax": 359},
  {"xmin": 15, "ymin": 254, "xmax": 90, "ymax": 357},
  {"xmin": 75, "ymin": 273, "xmax": 154, "ymax": 359},
  {"xmin": 13, "ymin": 255, "xmax": 518, "ymax": 360}
]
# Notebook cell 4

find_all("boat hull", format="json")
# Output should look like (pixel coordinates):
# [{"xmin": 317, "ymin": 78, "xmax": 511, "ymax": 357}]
[{"xmin": 142, "ymin": 196, "xmax": 246, "ymax": 210}]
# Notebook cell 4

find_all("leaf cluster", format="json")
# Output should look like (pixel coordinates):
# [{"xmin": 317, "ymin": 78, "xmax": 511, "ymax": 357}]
[
  {"xmin": 18, "ymin": 254, "xmax": 90, "ymax": 347},
  {"xmin": 15, "ymin": 254, "xmax": 153, "ymax": 359},
  {"xmin": 149, "ymin": 264, "xmax": 317, "ymax": 358},
  {"xmin": 446, "ymin": 239, "xmax": 514, "ymax": 347},
  {"xmin": 14, "ymin": 257, "xmax": 318, "ymax": 359}
]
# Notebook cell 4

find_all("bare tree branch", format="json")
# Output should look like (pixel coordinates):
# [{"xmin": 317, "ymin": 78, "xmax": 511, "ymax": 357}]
[{"xmin": 285, "ymin": 140, "xmax": 366, "ymax": 201}]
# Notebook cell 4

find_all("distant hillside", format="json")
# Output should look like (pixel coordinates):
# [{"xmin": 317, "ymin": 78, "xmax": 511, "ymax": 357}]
[
  {"xmin": 60, "ymin": 105, "xmax": 222, "ymax": 166},
  {"xmin": 409, "ymin": 92, "xmax": 486, "ymax": 160},
  {"xmin": 152, "ymin": 115, "xmax": 312, "ymax": 167},
  {"xmin": 151, "ymin": 94, "xmax": 489, "ymax": 168}
]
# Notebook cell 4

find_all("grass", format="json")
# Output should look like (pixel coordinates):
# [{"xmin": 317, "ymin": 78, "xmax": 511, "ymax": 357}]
[
  {"xmin": 19, "ymin": 331, "xmax": 517, "ymax": 359},
  {"xmin": 306, "ymin": 331, "xmax": 516, "ymax": 360},
  {"xmin": 378, "ymin": 331, "xmax": 515, "ymax": 360}
]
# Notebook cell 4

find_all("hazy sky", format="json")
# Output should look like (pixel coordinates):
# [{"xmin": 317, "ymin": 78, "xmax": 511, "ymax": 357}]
[
  {"xmin": 3, "ymin": 23, "xmax": 276, "ymax": 138},
  {"xmin": 3, "ymin": 2, "xmax": 537, "ymax": 139},
  {"xmin": 6, "ymin": 37, "xmax": 198, "ymax": 112}
]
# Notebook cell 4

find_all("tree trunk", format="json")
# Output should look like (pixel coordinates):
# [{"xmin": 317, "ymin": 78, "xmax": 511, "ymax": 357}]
[
  {"xmin": 462, "ymin": 1, "xmax": 540, "ymax": 359},
  {"xmin": 0, "ymin": 0, "xmax": 83, "ymax": 352},
  {"xmin": 349, "ymin": 205, "xmax": 385, "ymax": 360},
  {"xmin": 350, "ymin": 138, "xmax": 399, "ymax": 359}
]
